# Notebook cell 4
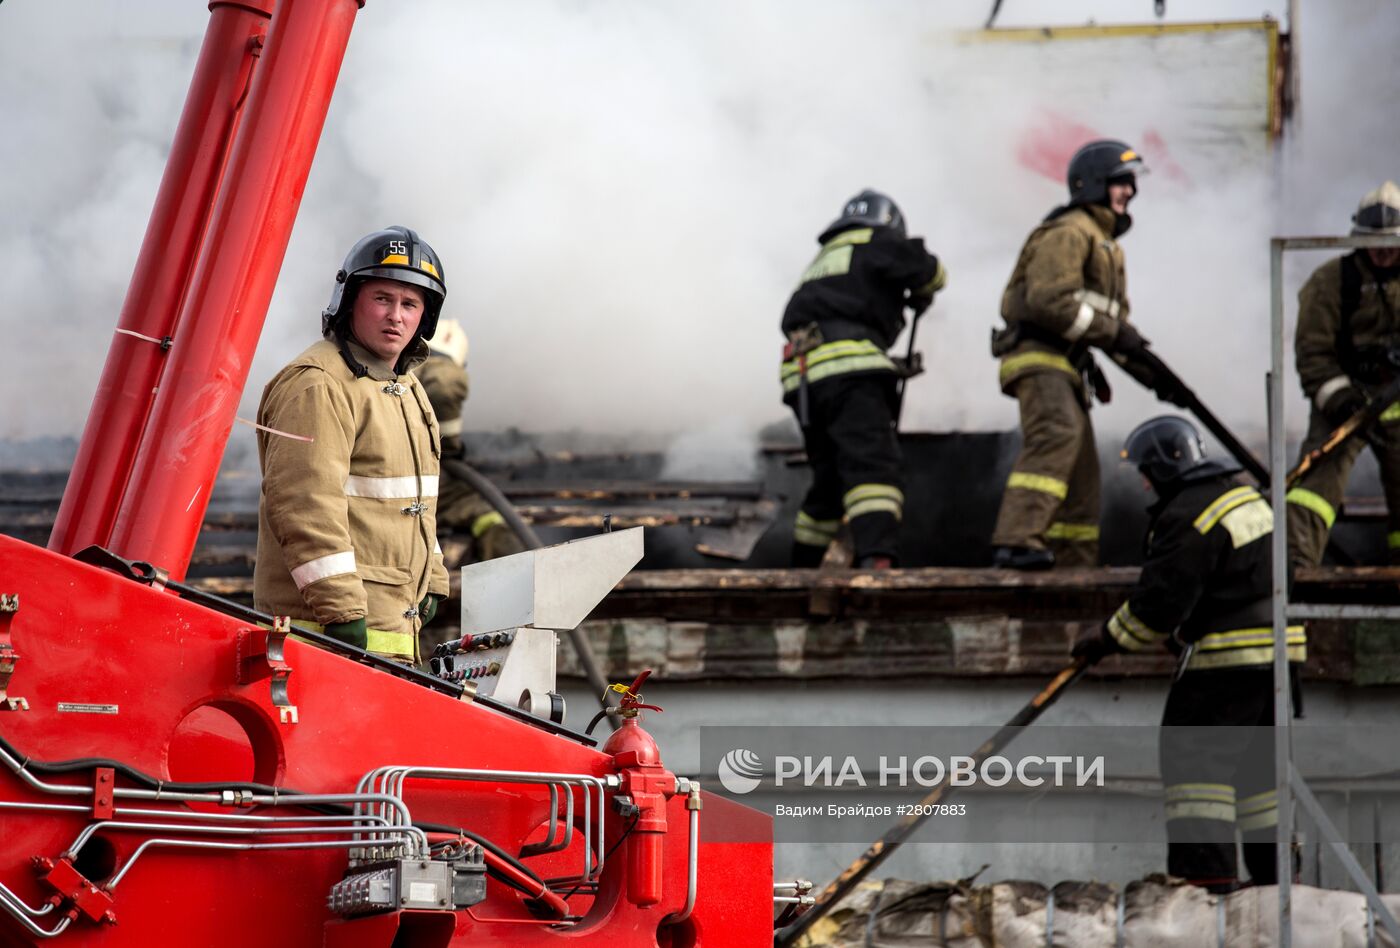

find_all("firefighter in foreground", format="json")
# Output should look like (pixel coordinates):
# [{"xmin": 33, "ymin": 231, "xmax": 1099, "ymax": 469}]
[
  {"xmin": 780, "ymin": 189, "xmax": 945, "ymax": 568},
  {"xmin": 990, "ymin": 139, "xmax": 1154, "ymax": 570},
  {"xmin": 1073, "ymin": 416, "xmax": 1305, "ymax": 892},
  {"xmin": 414, "ymin": 318, "xmax": 527, "ymax": 562},
  {"xmin": 254, "ymin": 225, "xmax": 450, "ymax": 662},
  {"xmin": 1287, "ymin": 181, "xmax": 1400, "ymax": 568}
]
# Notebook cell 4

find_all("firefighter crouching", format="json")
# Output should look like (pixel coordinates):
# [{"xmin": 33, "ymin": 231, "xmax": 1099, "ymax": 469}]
[
  {"xmin": 1287, "ymin": 181, "xmax": 1400, "ymax": 568},
  {"xmin": 990, "ymin": 140, "xmax": 1158, "ymax": 570},
  {"xmin": 780, "ymin": 189, "xmax": 946, "ymax": 568},
  {"xmin": 254, "ymin": 226, "xmax": 451, "ymax": 663},
  {"xmin": 1073, "ymin": 416, "xmax": 1305, "ymax": 892},
  {"xmin": 414, "ymin": 319, "xmax": 527, "ymax": 562}
]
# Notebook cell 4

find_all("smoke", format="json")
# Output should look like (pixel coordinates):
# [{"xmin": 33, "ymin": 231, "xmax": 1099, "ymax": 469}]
[{"xmin": 1, "ymin": 0, "xmax": 1396, "ymax": 472}]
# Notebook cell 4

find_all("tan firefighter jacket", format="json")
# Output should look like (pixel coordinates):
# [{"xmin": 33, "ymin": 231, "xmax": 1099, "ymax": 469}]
[
  {"xmin": 996, "ymin": 203, "xmax": 1132, "ymax": 393},
  {"xmin": 1295, "ymin": 254, "xmax": 1400, "ymax": 415},
  {"xmin": 254, "ymin": 337, "xmax": 449, "ymax": 660},
  {"xmin": 413, "ymin": 354, "xmax": 490, "ymax": 529}
]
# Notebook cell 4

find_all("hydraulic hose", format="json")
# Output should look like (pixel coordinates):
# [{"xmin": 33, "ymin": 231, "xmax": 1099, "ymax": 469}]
[{"xmin": 441, "ymin": 457, "xmax": 617, "ymax": 729}]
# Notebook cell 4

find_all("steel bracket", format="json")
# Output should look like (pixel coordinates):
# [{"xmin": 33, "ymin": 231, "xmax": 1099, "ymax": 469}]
[
  {"xmin": 32, "ymin": 856, "xmax": 116, "ymax": 925},
  {"xmin": 92, "ymin": 767, "xmax": 115, "ymax": 820},
  {"xmin": 0, "ymin": 593, "xmax": 27, "ymax": 712},
  {"xmin": 237, "ymin": 617, "xmax": 297, "ymax": 724}
]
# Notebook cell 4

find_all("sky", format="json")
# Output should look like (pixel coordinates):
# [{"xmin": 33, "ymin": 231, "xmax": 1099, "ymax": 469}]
[{"xmin": 1, "ymin": 0, "xmax": 1396, "ymax": 475}]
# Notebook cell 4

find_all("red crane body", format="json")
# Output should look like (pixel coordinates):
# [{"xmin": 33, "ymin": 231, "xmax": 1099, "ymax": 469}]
[{"xmin": 2, "ymin": 1, "xmax": 774, "ymax": 943}]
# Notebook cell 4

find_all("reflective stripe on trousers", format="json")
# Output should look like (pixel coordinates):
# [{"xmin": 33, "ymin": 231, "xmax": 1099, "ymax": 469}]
[
  {"xmin": 794, "ymin": 510, "xmax": 840, "ymax": 547},
  {"xmin": 1164, "ymin": 782, "xmax": 1237, "ymax": 824},
  {"xmin": 843, "ymin": 483, "xmax": 904, "ymax": 521}
]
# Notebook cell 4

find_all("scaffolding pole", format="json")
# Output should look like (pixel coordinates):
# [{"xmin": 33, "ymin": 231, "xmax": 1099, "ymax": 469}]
[{"xmin": 1269, "ymin": 232, "xmax": 1400, "ymax": 947}]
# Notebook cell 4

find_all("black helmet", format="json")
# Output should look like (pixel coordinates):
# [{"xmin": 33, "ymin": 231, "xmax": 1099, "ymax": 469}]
[
  {"xmin": 322, "ymin": 226, "xmax": 447, "ymax": 340},
  {"xmin": 1122, "ymin": 415, "xmax": 1238, "ymax": 490},
  {"xmin": 818, "ymin": 189, "xmax": 906, "ymax": 243},
  {"xmin": 1352, "ymin": 181, "xmax": 1400, "ymax": 236},
  {"xmin": 1067, "ymin": 140, "xmax": 1146, "ymax": 207}
]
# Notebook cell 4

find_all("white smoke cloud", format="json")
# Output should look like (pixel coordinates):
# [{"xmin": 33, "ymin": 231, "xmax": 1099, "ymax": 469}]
[{"xmin": 0, "ymin": 0, "xmax": 1395, "ymax": 468}]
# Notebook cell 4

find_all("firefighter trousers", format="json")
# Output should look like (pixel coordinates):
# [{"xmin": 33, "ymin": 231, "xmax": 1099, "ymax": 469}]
[
  {"xmin": 1286, "ymin": 406, "xmax": 1400, "ymax": 568},
  {"xmin": 788, "ymin": 372, "xmax": 904, "ymax": 565},
  {"xmin": 1159, "ymin": 666, "xmax": 1280, "ymax": 887},
  {"xmin": 990, "ymin": 371, "xmax": 1100, "ymax": 566}
]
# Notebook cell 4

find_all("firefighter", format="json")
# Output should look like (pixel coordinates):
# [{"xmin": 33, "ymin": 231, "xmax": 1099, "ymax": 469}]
[
  {"xmin": 1073, "ymin": 416, "xmax": 1305, "ymax": 892},
  {"xmin": 254, "ymin": 226, "xmax": 451, "ymax": 663},
  {"xmin": 780, "ymin": 189, "xmax": 946, "ymax": 568},
  {"xmin": 1287, "ymin": 181, "xmax": 1400, "ymax": 568},
  {"xmin": 989, "ymin": 140, "xmax": 1154, "ymax": 570},
  {"xmin": 414, "ymin": 318, "xmax": 527, "ymax": 562}
]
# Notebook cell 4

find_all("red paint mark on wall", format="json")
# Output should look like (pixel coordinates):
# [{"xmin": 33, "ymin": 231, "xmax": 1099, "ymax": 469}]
[{"xmin": 1016, "ymin": 110, "xmax": 1194, "ymax": 189}]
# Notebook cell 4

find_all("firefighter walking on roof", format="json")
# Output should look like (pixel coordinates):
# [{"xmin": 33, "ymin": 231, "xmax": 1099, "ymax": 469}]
[
  {"xmin": 989, "ymin": 140, "xmax": 1152, "ymax": 570},
  {"xmin": 1073, "ymin": 416, "xmax": 1305, "ymax": 892},
  {"xmin": 1286, "ymin": 182, "xmax": 1400, "ymax": 569},
  {"xmin": 780, "ymin": 190, "xmax": 946, "ymax": 569}
]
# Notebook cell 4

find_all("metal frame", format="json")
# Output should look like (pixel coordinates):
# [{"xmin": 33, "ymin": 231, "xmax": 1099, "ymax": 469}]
[{"xmin": 1269, "ymin": 232, "xmax": 1400, "ymax": 948}]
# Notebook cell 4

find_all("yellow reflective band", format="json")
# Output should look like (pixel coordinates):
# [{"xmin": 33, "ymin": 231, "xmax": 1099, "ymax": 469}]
[
  {"xmin": 998, "ymin": 350, "xmax": 1079, "ymax": 384},
  {"xmin": 1238, "ymin": 808, "xmax": 1280, "ymax": 832},
  {"xmin": 1165, "ymin": 800, "xmax": 1237, "ymax": 823},
  {"xmin": 1165, "ymin": 782, "xmax": 1236, "ymax": 803},
  {"xmin": 1006, "ymin": 471, "xmax": 1068, "ymax": 499},
  {"xmin": 780, "ymin": 339, "xmax": 896, "ymax": 391},
  {"xmin": 1381, "ymin": 402, "xmax": 1400, "ymax": 424},
  {"xmin": 794, "ymin": 527, "xmax": 836, "ymax": 547},
  {"xmin": 846, "ymin": 498, "xmax": 903, "ymax": 521},
  {"xmin": 1219, "ymin": 500, "xmax": 1273, "ymax": 549},
  {"xmin": 1285, "ymin": 488, "xmax": 1336, "ymax": 529},
  {"xmin": 1194, "ymin": 625, "xmax": 1306, "ymax": 651},
  {"xmin": 1107, "ymin": 601, "xmax": 1160, "ymax": 651},
  {"xmin": 795, "ymin": 511, "xmax": 840, "ymax": 535},
  {"xmin": 843, "ymin": 484, "xmax": 904, "ymax": 506},
  {"xmin": 1193, "ymin": 486, "xmax": 1260, "ymax": 534},
  {"xmin": 1236, "ymin": 790, "xmax": 1277, "ymax": 815},
  {"xmin": 1120, "ymin": 150, "xmax": 1138, "ymax": 162},
  {"xmin": 471, "ymin": 510, "xmax": 506, "ymax": 538},
  {"xmin": 1389, "ymin": 531, "xmax": 1400, "ymax": 549},
  {"xmin": 420, "ymin": 259, "xmax": 439, "ymax": 278},
  {"xmin": 380, "ymin": 253, "xmax": 410, "ymax": 265},
  {"xmin": 794, "ymin": 511, "xmax": 840, "ymax": 546},
  {"xmin": 1045, "ymin": 522, "xmax": 1099, "ymax": 542},
  {"xmin": 1187, "ymin": 626, "xmax": 1307, "ymax": 670},
  {"xmin": 365, "ymin": 628, "xmax": 415, "ymax": 659},
  {"xmin": 289, "ymin": 621, "xmax": 414, "ymax": 659}
]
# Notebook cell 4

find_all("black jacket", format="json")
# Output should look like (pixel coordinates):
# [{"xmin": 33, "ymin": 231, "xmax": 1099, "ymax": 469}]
[
  {"xmin": 781, "ymin": 226, "xmax": 941, "ymax": 351},
  {"xmin": 1106, "ymin": 475, "xmax": 1305, "ymax": 670}
]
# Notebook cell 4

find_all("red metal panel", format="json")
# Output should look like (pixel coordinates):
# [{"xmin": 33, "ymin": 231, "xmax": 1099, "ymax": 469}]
[
  {"xmin": 48, "ymin": 1, "xmax": 273, "ymax": 558},
  {"xmin": 106, "ymin": 0, "xmax": 362, "ymax": 580},
  {"xmin": 0, "ymin": 535, "xmax": 774, "ymax": 945}
]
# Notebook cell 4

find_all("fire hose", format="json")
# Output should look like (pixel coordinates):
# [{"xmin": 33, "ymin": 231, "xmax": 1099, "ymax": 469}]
[
  {"xmin": 440, "ymin": 457, "xmax": 617, "ymax": 729},
  {"xmin": 774, "ymin": 658, "xmax": 1090, "ymax": 946}
]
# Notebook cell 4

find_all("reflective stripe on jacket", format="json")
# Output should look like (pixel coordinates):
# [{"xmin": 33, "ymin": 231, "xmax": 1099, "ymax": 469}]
[
  {"xmin": 254, "ymin": 338, "xmax": 450, "ymax": 658},
  {"xmin": 780, "ymin": 339, "xmax": 896, "ymax": 393},
  {"xmin": 997, "ymin": 204, "xmax": 1130, "ymax": 394},
  {"xmin": 1105, "ymin": 477, "xmax": 1306, "ymax": 670}
]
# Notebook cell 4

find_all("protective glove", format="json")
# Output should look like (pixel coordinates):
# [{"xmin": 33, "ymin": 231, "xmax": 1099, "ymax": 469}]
[
  {"xmin": 1322, "ymin": 388, "xmax": 1367, "ymax": 429},
  {"xmin": 1071, "ymin": 623, "xmax": 1125, "ymax": 665},
  {"xmin": 418, "ymin": 594, "xmax": 444, "ymax": 626},
  {"xmin": 1110, "ymin": 321, "xmax": 1149, "ymax": 355},
  {"xmin": 324, "ymin": 617, "xmax": 368, "ymax": 649}
]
